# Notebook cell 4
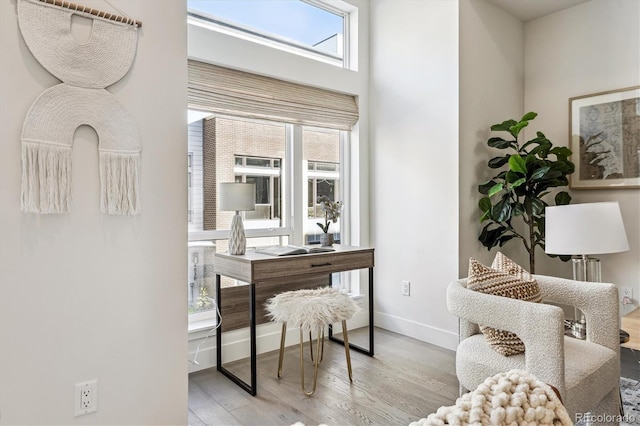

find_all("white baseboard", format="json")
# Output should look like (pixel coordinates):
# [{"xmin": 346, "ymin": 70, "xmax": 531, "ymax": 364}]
[
  {"xmin": 188, "ymin": 308, "xmax": 371, "ymax": 374},
  {"xmin": 374, "ymin": 311, "xmax": 459, "ymax": 351}
]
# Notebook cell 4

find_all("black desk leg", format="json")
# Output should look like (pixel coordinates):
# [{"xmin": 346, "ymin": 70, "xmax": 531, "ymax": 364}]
[
  {"xmin": 215, "ymin": 276, "xmax": 257, "ymax": 396},
  {"xmin": 329, "ymin": 267, "xmax": 374, "ymax": 356},
  {"xmin": 216, "ymin": 274, "xmax": 221, "ymax": 372},
  {"xmin": 249, "ymin": 282, "xmax": 257, "ymax": 393}
]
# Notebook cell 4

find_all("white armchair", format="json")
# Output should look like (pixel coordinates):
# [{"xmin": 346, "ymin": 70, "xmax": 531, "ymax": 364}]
[{"xmin": 447, "ymin": 274, "xmax": 620, "ymax": 422}]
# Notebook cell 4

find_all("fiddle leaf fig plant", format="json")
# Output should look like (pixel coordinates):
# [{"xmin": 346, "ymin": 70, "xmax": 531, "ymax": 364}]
[{"xmin": 478, "ymin": 112, "xmax": 574, "ymax": 273}]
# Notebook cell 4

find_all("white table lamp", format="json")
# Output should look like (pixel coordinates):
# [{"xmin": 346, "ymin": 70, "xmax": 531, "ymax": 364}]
[
  {"xmin": 220, "ymin": 182, "xmax": 255, "ymax": 255},
  {"xmin": 545, "ymin": 201, "xmax": 629, "ymax": 330}
]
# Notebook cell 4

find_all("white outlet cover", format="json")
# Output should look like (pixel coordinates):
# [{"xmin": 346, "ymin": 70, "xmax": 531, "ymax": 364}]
[{"xmin": 75, "ymin": 380, "xmax": 98, "ymax": 416}]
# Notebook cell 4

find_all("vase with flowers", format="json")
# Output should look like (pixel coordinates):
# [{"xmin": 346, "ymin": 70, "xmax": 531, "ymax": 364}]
[{"xmin": 316, "ymin": 195, "xmax": 343, "ymax": 246}]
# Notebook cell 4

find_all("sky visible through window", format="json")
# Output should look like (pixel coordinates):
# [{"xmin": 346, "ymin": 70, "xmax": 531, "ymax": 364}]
[{"xmin": 187, "ymin": 0, "xmax": 343, "ymax": 48}]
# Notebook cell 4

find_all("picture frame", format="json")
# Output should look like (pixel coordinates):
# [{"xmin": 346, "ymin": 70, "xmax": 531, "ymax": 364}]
[{"xmin": 569, "ymin": 86, "xmax": 640, "ymax": 189}]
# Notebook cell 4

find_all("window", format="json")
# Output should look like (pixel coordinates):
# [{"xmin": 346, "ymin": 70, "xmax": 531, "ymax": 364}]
[
  {"xmin": 187, "ymin": 0, "xmax": 349, "ymax": 68},
  {"xmin": 187, "ymin": 113, "xmax": 350, "ymax": 322},
  {"xmin": 303, "ymin": 127, "xmax": 341, "ymax": 244},
  {"xmin": 189, "ymin": 116, "xmax": 286, "ymax": 234},
  {"xmin": 235, "ymin": 156, "xmax": 282, "ymax": 221},
  {"xmin": 186, "ymin": 62, "xmax": 358, "ymax": 325},
  {"xmin": 187, "ymin": 119, "xmax": 205, "ymax": 230},
  {"xmin": 188, "ymin": 114, "xmax": 346, "ymax": 235},
  {"xmin": 187, "ymin": 153, "xmax": 193, "ymax": 223}
]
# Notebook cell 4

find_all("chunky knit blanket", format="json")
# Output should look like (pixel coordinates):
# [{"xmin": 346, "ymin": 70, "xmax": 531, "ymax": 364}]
[{"xmin": 410, "ymin": 370, "xmax": 573, "ymax": 426}]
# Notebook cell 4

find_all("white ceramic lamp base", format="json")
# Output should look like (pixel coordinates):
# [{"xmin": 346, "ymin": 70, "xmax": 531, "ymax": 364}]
[{"xmin": 228, "ymin": 213, "xmax": 246, "ymax": 255}]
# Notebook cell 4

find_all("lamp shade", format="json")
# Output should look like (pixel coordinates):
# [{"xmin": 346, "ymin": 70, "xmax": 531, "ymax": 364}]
[
  {"xmin": 545, "ymin": 202, "xmax": 629, "ymax": 255},
  {"xmin": 219, "ymin": 183, "xmax": 255, "ymax": 212}
]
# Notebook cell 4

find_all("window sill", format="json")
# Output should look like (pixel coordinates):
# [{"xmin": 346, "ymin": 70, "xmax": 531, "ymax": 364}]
[{"xmin": 188, "ymin": 318, "xmax": 218, "ymax": 339}]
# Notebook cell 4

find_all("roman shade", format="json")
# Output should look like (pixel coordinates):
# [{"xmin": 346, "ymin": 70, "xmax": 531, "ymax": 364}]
[{"xmin": 188, "ymin": 60, "xmax": 359, "ymax": 130}]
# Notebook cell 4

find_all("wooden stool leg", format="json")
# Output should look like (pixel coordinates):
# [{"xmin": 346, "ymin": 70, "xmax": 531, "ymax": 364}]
[
  {"xmin": 277, "ymin": 321, "xmax": 287, "ymax": 378},
  {"xmin": 341, "ymin": 320, "xmax": 353, "ymax": 382},
  {"xmin": 300, "ymin": 327, "xmax": 322, "ymax": 396}
]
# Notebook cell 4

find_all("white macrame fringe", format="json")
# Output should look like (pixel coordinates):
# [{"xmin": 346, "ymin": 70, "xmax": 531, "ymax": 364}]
[
  {"xmin": 99, "ymin": 151, "xmax": 140, "ymax": 215},
  {"xmin": 21, "ymin": 142, "xmax": 72, "ymax": 214}
]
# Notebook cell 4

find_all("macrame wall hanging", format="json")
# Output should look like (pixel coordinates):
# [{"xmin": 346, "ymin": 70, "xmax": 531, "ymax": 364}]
[{"xmin": 18, "ymin": 0, "xmax": 142, "ymax": 215}]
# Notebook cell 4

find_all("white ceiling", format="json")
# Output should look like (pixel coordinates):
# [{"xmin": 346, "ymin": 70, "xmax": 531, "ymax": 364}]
[{"xmin": 485, "ymin": 0, "xmax": 591, "ymax": 22}]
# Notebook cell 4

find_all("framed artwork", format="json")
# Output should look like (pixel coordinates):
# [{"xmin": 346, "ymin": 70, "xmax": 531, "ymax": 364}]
[{"xmin": 569, "ymin": 86, "xmax": 640, "ymax": 189}]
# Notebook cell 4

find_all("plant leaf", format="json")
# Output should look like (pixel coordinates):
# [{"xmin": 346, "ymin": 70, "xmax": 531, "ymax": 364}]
[
  {"xmin": 510, "ymin": 177, "xmax": 526, "ymax": 188},
  {"xmin": 530, "ymin": 166, "xmax": 551, "ymax": 180},
  {"xmin": 531, "ymin": 198, "xmax": 545, "ymax": 215},
  {"xmin": 479, "ymin": 197, "xmax": 492, "ymax": 213},
  {"xmin": 508, "ymin": 155, "xmax": 527, "ymax": 174},
  {"xmin": 488, "ymin": 156, "xmax": 510, "ymax": 169},
  {"xmin": 491, "ymin": 119, "xmax": 517, "ymax": 133},
  {"xmin": 550, "ymin": 146, "xmax": 572, "ymax": 158},
  {"xmin": 521, "ymin": 111, "xmax": 537, "ymax": 121},
  {"xmin": 509, "ymin": 121, "xmax": 529, "ymax": 138},
  {"xmin": 512, "ymin": 202, "xmax": 525, "ymax": 216},
  {"xmin": 530, "ymin": 142, "xmax": 552, "ymax": 158},
  {"xmin": 492, "ymin": 195, "xmax": 512, "ymax": 222},
  {"xmin": 478, "ymin": 180, "xmax": 497, "ymax": 195},
  {"xmin": 555, "ymin": 191, "xmax": 571, "ymax": 205},
  {"xmin": 487, "ymin": 183, "xmax": 504, "ymax": 197},
  {"xmin": 479, "ymin": 224, "xmax": 508, "ymax": 249},
  {"xmin": 505, "ymin": 171, "xmax": 523, "ymax": 184},
  {"xmin": 521, "ymin": 137, "xmax": 550, "ymax": 153},
  {"xmin": 487, "ymin": 137, "xmax": 515, "ymax": 149}
]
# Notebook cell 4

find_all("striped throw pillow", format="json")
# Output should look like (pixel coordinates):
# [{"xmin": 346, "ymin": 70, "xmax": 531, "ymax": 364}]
[{"xmin": 467, "ymin": 253, "xmax": 542, "ymax": 356}]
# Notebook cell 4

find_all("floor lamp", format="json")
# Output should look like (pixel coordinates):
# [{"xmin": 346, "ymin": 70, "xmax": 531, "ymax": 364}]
[
  {"xmin": 545, "ymin": 202, "xmax": 629, "ymax": 337},
  {"xmin": 220, "ymin": 182, "xmax": 255, "ymax": 255}
]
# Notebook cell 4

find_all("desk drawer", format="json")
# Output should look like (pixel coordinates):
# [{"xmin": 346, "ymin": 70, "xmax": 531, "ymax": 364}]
[
  {"xmin": 252, "ymin": 250, "xmax": 374, "ymax": 281},
  {"xmin": 220, "ymin": 275, "xmax": 329, "ymax": 332}
]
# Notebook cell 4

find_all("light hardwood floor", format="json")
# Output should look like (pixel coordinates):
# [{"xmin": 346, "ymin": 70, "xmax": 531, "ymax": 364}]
[
  {"xmin": 189, "ymin": 327, "xmax": 640, "ymax": 426},
  {"xmin": 188, "ymin": 328, "xmax": 459, "ymax": 426}
]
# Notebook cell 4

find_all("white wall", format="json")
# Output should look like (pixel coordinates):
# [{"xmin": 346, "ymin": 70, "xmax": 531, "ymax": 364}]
[
  {"xmin": 525, "ymin": 0, "xmax": 640, "ymax": 314},
  {"xmin": 370, "ymin": 0, "xmax": 460, "ymax": 350},
  {"xmin": 458, "ymin": 0, "xmax": 525, "ymax": 277},
  {"xmin": 0, "ymin": 1, "xmax": 188, "ymax": 424}
]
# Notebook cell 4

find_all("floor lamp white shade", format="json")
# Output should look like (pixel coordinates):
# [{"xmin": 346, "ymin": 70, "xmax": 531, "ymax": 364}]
[{"xmin": 220, "ymin": 183, "xmax": 255, "ymax": 255}]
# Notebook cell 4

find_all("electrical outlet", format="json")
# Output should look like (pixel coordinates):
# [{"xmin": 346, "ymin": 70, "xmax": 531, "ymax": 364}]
[
  {"xmin": 75, "ymin": 380, "xmax": 97, "ymax": 416},
  {"xmin": 621, "ymin": 287, "xmax": 633, "ymax": 299},
  {"xmin": 401, "ymin": 280, "xmax": 410, "ymax": 296}
]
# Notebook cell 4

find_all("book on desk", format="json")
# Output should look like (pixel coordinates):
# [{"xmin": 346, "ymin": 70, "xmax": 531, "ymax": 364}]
[{"xmin": 254, "ymin": 245, "xmax": 335, "ymax": 256}]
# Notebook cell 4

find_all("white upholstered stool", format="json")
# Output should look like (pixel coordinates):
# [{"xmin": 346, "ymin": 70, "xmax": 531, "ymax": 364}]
[{"xmin": 265, "ymin": 286, "xmax": 360, "ymax": 396}]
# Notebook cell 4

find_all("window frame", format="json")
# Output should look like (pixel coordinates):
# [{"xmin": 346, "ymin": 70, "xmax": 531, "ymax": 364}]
[
  {"xmin": 186, "ymin": 119, "xmax": 356, "ymax": 327},
  {"xmin": 187, "ymin": 116, "xmax": 351, "ymax": 247},
  {"xmin": 186, "ymin": 0, "xmax": 351, "ymax": 69}
]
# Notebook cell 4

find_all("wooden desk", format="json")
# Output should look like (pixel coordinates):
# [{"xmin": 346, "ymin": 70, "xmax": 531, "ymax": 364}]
[
  {"xmin": 214, "ymin": 245, "xmax": 375, "ymax": 396},
  {"xmin": 621, "ymin": 308, "xmax": 640, "ymax": 351}
]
